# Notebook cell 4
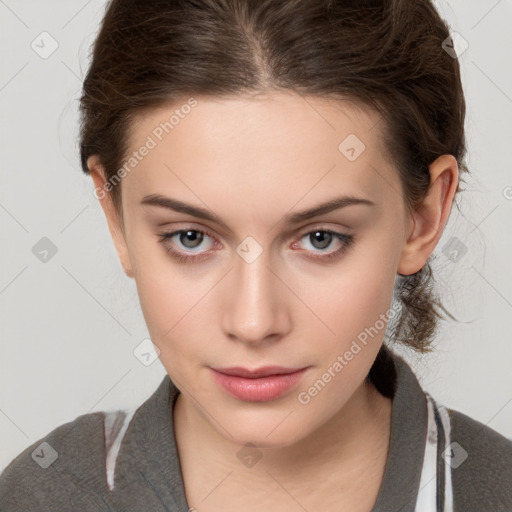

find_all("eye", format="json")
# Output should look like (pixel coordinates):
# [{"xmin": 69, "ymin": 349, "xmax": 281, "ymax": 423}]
[
  {"xmin": 293, "ymin": 229, "xmax": 354, "ymax": 262},
  {"xmin": 157, "ymin": 228, "xmax": 217, "ymax": 264}
]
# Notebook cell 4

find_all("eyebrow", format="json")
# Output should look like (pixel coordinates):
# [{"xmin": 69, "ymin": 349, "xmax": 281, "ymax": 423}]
[{"xmin": 140, "ymin": 193, "xmax": 375, "ymax": 228}]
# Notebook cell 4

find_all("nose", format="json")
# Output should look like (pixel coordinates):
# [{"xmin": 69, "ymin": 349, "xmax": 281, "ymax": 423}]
[{"xmin": 221, "ymin": 248, "xmax": 291, "ymax": 346}]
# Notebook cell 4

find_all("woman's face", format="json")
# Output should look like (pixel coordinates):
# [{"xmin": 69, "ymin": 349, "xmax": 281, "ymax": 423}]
[{"xmin": 95, "ymin": 92, "xmax": 416, "ymax": 448}]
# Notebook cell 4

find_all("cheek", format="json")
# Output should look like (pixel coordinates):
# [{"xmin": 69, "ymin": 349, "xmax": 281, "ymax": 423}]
[
  {"xmin": 296, "ymin": 250, "xmax": 399, "ymax": 411},
  {"xmin": 135, "ymin": 274, "xmax": 198, "ymax": 382},
  {"xmin": 128, "ymin": 227, "xmax": 186, "ymax": 335},
  {"xmin": 306, "ymin": 237, "xmax": 399, "ymax": 348},
  {"xmin": 133, "ymin": 258, "xmax": 218, "ymax": 371},
  {"xmin": 136, "ymin": 272, "xmax": 196, "ymax": 339}
]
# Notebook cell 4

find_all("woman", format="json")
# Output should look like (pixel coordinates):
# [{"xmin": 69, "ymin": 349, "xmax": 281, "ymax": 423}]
[{"xmin": 1, "ymin": 0, "xmax": 511, "ymax": 511}]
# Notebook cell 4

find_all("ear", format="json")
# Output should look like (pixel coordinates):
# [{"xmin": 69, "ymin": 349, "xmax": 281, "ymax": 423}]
[
  {"xmin": 397, "ymin": 154, "xmax": 459, "ymax": 276},
  {"xmin": 88, "ymin": 155, "xmax": 135, "ymax": 279}
]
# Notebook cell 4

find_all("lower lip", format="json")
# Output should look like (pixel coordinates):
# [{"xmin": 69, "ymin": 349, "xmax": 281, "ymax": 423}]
[{"xmin": 210, "ymin": 368, "xmax": 308, "ymax": 402}]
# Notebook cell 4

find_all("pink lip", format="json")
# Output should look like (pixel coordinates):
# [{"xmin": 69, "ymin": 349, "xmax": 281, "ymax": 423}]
[
  {"xmin": 213, "ymin": 365, "xmax": 306, "ymax": 378},
  {"xmin": 210, "ymin": 366, "xmax": 309, "ymax": 402}
]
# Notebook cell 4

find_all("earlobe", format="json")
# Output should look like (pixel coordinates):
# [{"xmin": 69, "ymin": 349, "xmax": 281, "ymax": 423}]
[
  {"xmin": 397, "ymin": 155, "xmax": 459, "ymax": 276},
  {"xmin": 87, "ymin": 156, "xmax": 135, "ymax": 279}
]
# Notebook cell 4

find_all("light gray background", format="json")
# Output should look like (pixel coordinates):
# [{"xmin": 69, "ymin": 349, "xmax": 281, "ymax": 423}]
[{"xmin": 1, "ymin": 0, "xmax": 511, "ymax": 471}]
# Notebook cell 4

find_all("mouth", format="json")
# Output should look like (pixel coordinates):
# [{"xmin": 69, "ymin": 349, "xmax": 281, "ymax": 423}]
[
  {"xmin": 212, "ymin": 365, "xmax": 307, "ymax": 378},
  {"xmin": 210, "ymin": 365, "xmax": 310, "ymax": 402}
]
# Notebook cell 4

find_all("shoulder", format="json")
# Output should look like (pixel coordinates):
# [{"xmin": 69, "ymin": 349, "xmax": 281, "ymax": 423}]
[
  {"xmin": 0, "ymin": 411, "xmax": 111, "ymax": 511},
  {"xmin": 446, "ymin": 406, "xmax": 512, "ymax": 510}
]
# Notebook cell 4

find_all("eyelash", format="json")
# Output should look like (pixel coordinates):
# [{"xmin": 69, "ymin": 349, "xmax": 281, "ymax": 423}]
[{"xmin": 156, "ymin": 227, "xmax": 355, "ymax": 264}]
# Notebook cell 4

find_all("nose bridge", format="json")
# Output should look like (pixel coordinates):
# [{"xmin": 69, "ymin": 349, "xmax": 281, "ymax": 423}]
[{"xmin": 222, "ymin": 244, "xmax": 288, "ymax": 343}]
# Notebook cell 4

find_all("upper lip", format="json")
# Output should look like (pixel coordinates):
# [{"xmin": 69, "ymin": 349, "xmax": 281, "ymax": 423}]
[{"xmin": 211, "ymin": 366, "xmax": 307, "ymax": 378}]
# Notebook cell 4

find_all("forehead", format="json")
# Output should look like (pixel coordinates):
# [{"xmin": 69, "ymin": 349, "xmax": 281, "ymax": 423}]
[
  {"xmin": 129, "ymin": 91, "xmax": 384, "ymax": 155},
  {"xmin": 122, "ymin": 92, "xmax": 399, "ymax": 209}
]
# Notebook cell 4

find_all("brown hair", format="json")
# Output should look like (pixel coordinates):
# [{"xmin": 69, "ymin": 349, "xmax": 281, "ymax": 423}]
[{"xmin": 79, "ymin": 0, "xmax": 467, "ymax": 353}]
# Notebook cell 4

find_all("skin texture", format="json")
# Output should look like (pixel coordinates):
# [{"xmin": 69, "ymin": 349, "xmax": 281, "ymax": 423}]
[{"xmin": 88, "ymin": 91, "xmax": 458, "ymax": 510}]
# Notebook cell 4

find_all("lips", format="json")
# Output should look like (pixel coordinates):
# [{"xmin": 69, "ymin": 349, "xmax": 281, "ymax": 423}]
[
  {"xmin": 210, "ymin": 365, "xmax": 309, "ymax": 402},
  {"xmin": 212, "ymin": 365, "xmax": 307, "ymax": 378}
]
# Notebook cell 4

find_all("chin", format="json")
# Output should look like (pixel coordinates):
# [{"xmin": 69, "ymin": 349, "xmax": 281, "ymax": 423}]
[{"xmin": 219, "ymin": 411, "xmax": 310, "ymax": 449}]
